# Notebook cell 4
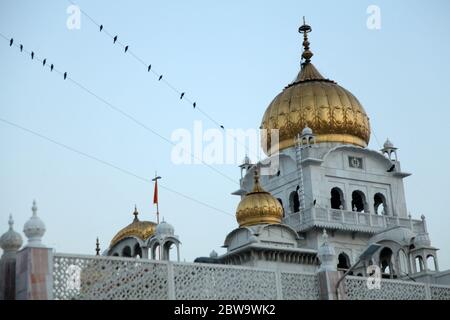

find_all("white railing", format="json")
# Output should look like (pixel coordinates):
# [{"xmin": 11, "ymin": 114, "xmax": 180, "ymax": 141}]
[
  {"xmin": 344, "ymin": 276, "xmax": 428, "ymax": 300},
  {"xmin": 289, "ymin": 207, "xmax": 425, "ymax": 234},
  {"xmin": 344, "ymin": 276, "xmax": 450, "ymax": 300},
  {"xmin": 52, "ymin": 253, "xmax": 319, "ymax": 300},
  {"xmin": 52, "ymin": 253, "xmax": 450, "ymax": 300}
]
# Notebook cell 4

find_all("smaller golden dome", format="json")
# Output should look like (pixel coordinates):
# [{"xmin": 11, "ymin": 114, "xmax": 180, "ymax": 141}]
[
  {"xmin": 110, "ymin": 206, "xmax": 157, "ymax": 247},
  {"xmin": 236, "ymin": 170, "xmax": 283, "ymax": 227}
]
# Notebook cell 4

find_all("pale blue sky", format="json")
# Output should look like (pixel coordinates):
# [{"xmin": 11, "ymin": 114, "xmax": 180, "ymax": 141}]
[{"xmin": 1, "ymin": 1, "xmax": 450, "ymax": 269}]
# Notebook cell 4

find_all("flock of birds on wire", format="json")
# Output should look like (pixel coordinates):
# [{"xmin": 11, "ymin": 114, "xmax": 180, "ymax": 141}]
[{"xmin": 6, "ymin": 25, "xmax": 225, "ymax": 129}]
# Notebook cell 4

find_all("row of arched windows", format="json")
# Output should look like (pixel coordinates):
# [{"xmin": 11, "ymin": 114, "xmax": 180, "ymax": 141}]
[
  {"xmin": 112, "ymin": 243, "xmax": 142, "ymax": 258},
  {"xmin": 277, "ymin": 187, "xmax": 389, "ymax": 216},
  {"xmin": 330, "ymin": 187, "xmax": 388, "ymax": 215},
  {"xmin": 336, "ymin": 248, "xmax": 437, "ymax": 278}
]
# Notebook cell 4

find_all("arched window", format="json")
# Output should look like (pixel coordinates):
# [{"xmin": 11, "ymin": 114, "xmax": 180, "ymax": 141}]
[
  {"xmin": 330, "ymin": 187, "xmax": 344, "ymax": 210},
  {"xmin": 122, "ymin": 246, "xmax": 131, "ymax": 257},
  {"xmin": 134, "ymin": 243, "xmax": 142, "ymax": 258},
  {"xmin": 415, "ymin": 256, "xmax": 424, "ymax": 273},
  {"xmin": 351, "ymin": 190, "xmax": 366, "ymax": 212},
  {"xmin": 427, "ymin": 255, "xmax": 436, "ymax": 271},
  {"xmin": 337, "ymin": 252, "xmax": 350, "ymax": 270},
  {"xmin": 374, "ymin": 193, "xmax": 387, "ymax": 215},
  {"xmin": 289, "ymin": 191, "xmax": 300, "ymax": 213},
  {"xmin": 398, "ymin": 249, "xmax": 408, "ymax": 275},
  {"xmin": 277, "ymin": 198, "xmax": 285, "ymax": 218},
  {"xmin": 379, "ymin": 247, "xmax": 394, "ymax": 277}
]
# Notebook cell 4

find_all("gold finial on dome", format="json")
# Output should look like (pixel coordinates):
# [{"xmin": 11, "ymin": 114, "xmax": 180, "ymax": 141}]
[
  {"xmin": 109, "ymin": 206, "xmax": 157, "ymax": 248},
  {"xmin": 260, "ymin": 19, "xmax": 371, "ymax": 155},
  {"xmin": 133, "ymin": 205, "xmax": 139, "ymax": 221},
  {"xmin": 299, "ymin": 16, "xmax": 313, "ymax": 63},
  {"xmin": 235, "ymin": 168, "xmax": 284, "ymax": 227}
]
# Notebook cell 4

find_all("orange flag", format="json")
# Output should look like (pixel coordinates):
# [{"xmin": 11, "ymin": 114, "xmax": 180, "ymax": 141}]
[{"xmin": 153, "ymin": 178, "xmax": 158, "ymax": 205}]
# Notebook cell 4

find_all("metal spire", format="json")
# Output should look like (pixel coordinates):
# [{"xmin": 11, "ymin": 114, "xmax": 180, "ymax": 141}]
[
  {"xmin": 31, "ymin": 199, "xmax": 38, "ymax": 216},
  {"xmin": 8, "ymin": 214, "xmax": 14, "ymax": 230},
  {"xmin": 133, "ymin": 204, "xmax": 139, "ymax": 221},
  {"xmin": 95, "ymin": 237, "xmax": 100, "ymax": 256},
  {"xmin": 298, "ymin": 16, "xmax": 313, "ymax": 64}
]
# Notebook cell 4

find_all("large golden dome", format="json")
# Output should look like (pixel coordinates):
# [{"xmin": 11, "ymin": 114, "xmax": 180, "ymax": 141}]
[
  {"xmin": 236, "ymin": 170, "xmax": 283, "ymax": 227},
  {"xmin": 110, "ymin": 207, "xmax": 157, "ymax": 247},
  {"xmin": 261, "ymin": 22, "xmax": 370, "ymax": 155}
]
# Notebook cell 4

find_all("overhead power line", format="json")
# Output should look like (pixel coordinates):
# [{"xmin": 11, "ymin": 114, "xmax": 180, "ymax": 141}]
[
  {"xmin": 0, "ymin": 32, "xmax": 239, "ymax": 186},
  {"xmin": 66, "ymin": 0, "xmax": 259, "ymax": 161},
  {"xmin": 0, "ymin": 116, "xmax": 235, "ymax": 218}
]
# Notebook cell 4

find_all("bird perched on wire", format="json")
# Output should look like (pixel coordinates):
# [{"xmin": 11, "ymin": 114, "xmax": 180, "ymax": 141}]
[
  {"xmin": 31, "ymin": 51, "xmax": 34, "ymax": 59},
  {"xmin": 147, "ymin": 65, "xmax": 152, "ymax": 72},
  {"xmin": 50, "ymin": 64, "xmax": 54, "ymax": 72},
  {"xmin": 42, "ymin": 59, "xmax": 46, "ymax": 66},
  {"xmin": 180, "ymin": 92, "xmax": 185, "ymax": 100},
  {"xmin": 124, "ymin": 46, "xmax": 129, "ymax": 53},
  {"xmin": 64, "ymin": 72, "xmax": 67, "ymax": 80},
  {"xmin": 193, "ymin": 102, "xmax": 196, "ymax": 109},
  {"xmin": 158, "ymin": 75, "xmax": 163, "ymax": 81},
  {"xmin": 220, "ymin": 125, "xmax": 225, "ymax": 130},
  {"xmin": 9, "ymin": 38, "xmax": 13, "ymax": 46},
  {"xmin": 19, "ymin": 44, "xmax": 23, "ymax": 52},
  {"xmin": 99, "ymin": 25, "xmax": 103, "ymax": 32},
  {"xmin": 113, "ymin": 35, "xmax": 118, "ymax": 43}
]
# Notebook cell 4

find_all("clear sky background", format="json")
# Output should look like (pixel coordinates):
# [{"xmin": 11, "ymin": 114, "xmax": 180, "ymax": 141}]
[{"xmin": 1, "ymin": 0, "xmax": 450, "ymax": 269}]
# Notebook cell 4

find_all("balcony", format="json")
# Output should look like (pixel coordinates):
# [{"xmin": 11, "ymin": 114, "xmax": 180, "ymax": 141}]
[{"xmin": 283, "ymin": 207, "xmax": 426, "ymax": 234}]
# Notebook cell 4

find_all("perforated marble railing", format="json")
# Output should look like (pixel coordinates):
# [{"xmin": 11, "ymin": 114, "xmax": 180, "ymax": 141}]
[
  {"xmin": 344, "ymin": 276, "xmax": 450, "ymax": 300},
  {"xmin": 52, "ymin": 253, "xmax": 319, "ymax": 300},
  {"xmin": 430, "ymin": 284, "xmax": 450, "ymax": 300},
  {"xmin": 53, "ymin": 253, "xmax": 170, "ymax": 300}
]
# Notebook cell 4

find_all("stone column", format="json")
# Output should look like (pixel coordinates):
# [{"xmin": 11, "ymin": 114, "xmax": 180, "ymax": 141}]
[
  {"xmin": 0, "ymin": 252, "xmax": 18, "ymax": 300},
  {"xmin": 15, "ymin": 247, "xmax": 53, "ymax": 300},
  {"xmin": 15, "ymin": 200, "xmax": 53, "ymax": 300},
  {"xmin": 317, "ymin": 270, "xmax": 346, "ymax": 300},
  {"xmin": 316, "ymin": 229, "xmax": 345, "ymax": 300},
  {"xmin": 0, "ymin": 214, "xmax": 23, "ymax": 300}
]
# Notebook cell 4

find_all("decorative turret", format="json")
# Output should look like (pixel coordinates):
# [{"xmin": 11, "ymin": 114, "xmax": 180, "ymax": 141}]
[
  {"xmin": 381, "ymin": 138, "xmax": 398, "ymax": 161},
  {"xmin": 23, "ymin": 200, "xmax": 46, "ymax": 248},
  {"xmin": 317, "ymin": 229, "xmax": 336, "ymax": 272},
  {"xmin": 0, "ymin": 214, "xmax": 23, "ymax": 257}
]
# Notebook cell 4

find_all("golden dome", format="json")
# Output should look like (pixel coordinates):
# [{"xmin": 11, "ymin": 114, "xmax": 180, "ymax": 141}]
[
  {"xmin": 236, "ymin": 170, "xmax": 283, "ymax": 227},
  {"xmin": 110, "ymin": 207, "xmax": 157, "ymax": 247},
  {"xmin": 261, "ymin": 22, "xmax": 370, "ymax": 155}
]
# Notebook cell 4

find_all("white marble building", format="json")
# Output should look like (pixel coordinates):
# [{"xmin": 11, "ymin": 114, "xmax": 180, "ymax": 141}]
[{"xmin": 2, "ymin": 20, "xmax": 450, "ymax": 300}]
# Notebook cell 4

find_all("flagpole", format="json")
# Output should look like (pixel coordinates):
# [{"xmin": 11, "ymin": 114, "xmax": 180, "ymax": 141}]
[
  {"xmin": 152, "ymin": 172, "xmax": 162, "ymax": 224},
  {"xmin": 152, "ymin": 172, "xmax": 162, "ymax": 260}
]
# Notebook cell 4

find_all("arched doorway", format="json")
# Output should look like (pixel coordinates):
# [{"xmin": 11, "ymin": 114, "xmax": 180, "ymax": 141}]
[
  {"xmin": 427, "ymin": 255, "xmax": 436, "ymax": 271},
  {"xmin": 337, "ymin": 252, "xmax": 351, "ymax": 270},
  {"xmin": 379, "ymin": 247, "xmax": 395, "ymax": 278},
  {"xmin": 330, "ymin": 187, "xmax": 345, "ymax": 210},
  {"xmin": 415, "ymin": 256, "xmax": 424, "ymax": 273},
  {"xmin": 351, "ymin": 190, "xmax": 367, "ymax": 212},
  {"xmin": 374, "ymin": 193, "xmax": 387, "ymax": 215},
  {"xmin": 134, "ymin": 243, "xmax": 142, "ymax": 258},
  {"xmin": 289, "ymin": 191, "xmax": 300, "ymax": 213},
  {"xmin": 122, "ymin": 246, "xmax": 131, "ymax": 257}
]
